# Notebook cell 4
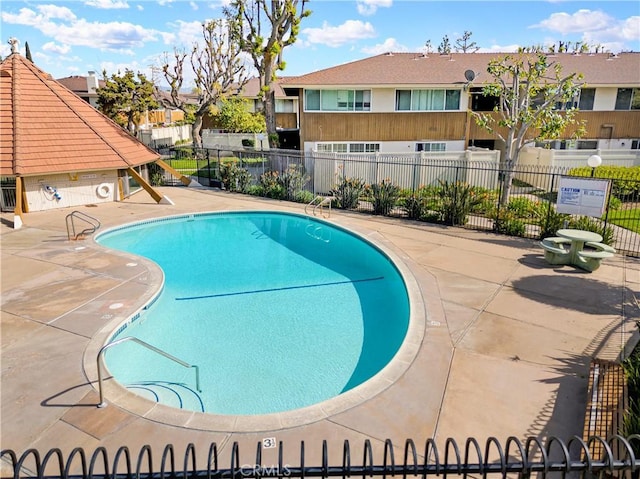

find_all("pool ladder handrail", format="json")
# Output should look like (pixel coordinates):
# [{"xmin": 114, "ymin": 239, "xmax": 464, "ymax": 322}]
[
  {"xmin": 305, "ymin": 195, "xmax": 334, "ymax": 218},
  {"xmin": 96, "ymin": 336, "xmax": 201, "ymax": 408},
  {"xmin": 66, "ymin": 210, "xmax": 101, "ymax": 240}
]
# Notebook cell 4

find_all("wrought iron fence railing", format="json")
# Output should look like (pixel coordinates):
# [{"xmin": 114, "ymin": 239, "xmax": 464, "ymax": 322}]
[
  {"xmin": 158, "ymin": 147, "xmax": 640, "ymax": 257},
  {"xmin": 1, "ymin": 176, "xmax": 17, "ymax": 212},
  {"xmin": 3, "ymin": 435, "xmax": 639, "ymax": 479}
]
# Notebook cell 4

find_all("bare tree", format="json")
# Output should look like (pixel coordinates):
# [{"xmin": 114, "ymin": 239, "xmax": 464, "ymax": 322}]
[
  {"xmin": 161, "ymin": 19, "xmax": 248, "ymax": 147},
  {"xmin": 438, "ymin": 35, "xmax": 452, "ymax": 55},
  {"xmin": 455, "ymin": 31, "xmax": 479, "ymax": 53},
  {"xmin": 225, "ymin": 0, "xmax": 310, "ymax": 147}
]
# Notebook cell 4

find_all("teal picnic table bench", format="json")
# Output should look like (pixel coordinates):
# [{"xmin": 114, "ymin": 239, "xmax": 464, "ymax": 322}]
[{"xmin": 540, "ymin": 229, "xmax": 615, "ymax": 272}]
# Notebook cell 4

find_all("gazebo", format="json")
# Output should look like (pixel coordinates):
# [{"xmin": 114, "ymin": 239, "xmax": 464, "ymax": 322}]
[{"xmin": 0, "ymin": 39, "xmax": 188, "ymax": 229}]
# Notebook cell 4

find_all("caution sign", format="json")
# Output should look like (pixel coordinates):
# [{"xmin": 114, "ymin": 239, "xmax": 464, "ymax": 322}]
[{"xmin": 557, "ymin": 177, "xmax": 610, "ymax": 217}]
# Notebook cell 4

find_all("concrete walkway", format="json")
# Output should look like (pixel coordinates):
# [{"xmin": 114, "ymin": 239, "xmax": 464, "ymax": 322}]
[{"xmin": 2, "ymin": 186, "xmax": 639, "ymax": 475}]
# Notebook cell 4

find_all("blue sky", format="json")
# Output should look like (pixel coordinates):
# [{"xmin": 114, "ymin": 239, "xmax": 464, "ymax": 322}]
[{"xmin": 1, "ymin": 0, "xmax": 639, "ymax": 88}]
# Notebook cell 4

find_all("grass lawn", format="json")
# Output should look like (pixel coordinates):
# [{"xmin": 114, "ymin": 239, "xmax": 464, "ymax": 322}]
[{"xmin": 606, "ymin": 208, "xmax": 640, "ymax": 234}]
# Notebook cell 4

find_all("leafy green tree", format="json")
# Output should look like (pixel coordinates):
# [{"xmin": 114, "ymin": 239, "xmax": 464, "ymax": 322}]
[
  {"xmin": 473, "ymin": 52, "xmax": 586, "ymax": 205},
  {"xmin": 162, "ymin": 19, "xmax": 248, "ymax": 147},
  {"xmin": 225, "ymin": 0, "xmax": 310, "ymax": 147},
  {"xmin": 215, "ymin": 97, "xmax": 266, "ymax": 133},
  {"xmin": 97, "ymin": 69, "xmax": 158, "ymax": 135}
]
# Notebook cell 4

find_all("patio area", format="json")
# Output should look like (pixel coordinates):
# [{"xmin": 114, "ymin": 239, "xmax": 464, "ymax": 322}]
[{"xmin": 2, "ymin": 186, "xmax": 639, "ymax": 475}]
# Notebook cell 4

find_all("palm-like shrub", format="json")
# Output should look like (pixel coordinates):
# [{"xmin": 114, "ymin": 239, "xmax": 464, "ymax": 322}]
[
  {"xmin": 436, "ymin": 180, "xmax": 485, "ymax": 226},
  {"xmin": 330, "ymin": 176, "xmax": 365, "ymax": 209},
  {"xmin": 367, "ymin": 179, "xmax": 401, "ymax": 215}
]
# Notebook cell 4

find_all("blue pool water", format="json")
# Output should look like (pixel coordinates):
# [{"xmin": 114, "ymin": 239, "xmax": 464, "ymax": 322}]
[{"xmin": 97, "ymin": 212, "xmax": 410, "ymax": 415}]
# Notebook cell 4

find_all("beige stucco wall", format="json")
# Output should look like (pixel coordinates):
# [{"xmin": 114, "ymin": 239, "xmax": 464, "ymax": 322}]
[
  {"xmin": 24, "ymin": 171, "xmax": 119, "ymax": 212},
  {"xmin": 594, "ymin": 87, "xmax": 619, "ymax": 110}
]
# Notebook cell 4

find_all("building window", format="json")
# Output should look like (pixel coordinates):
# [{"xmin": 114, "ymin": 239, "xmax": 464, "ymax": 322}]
[
  {"xmin": 577, "ymin": 140, "xmax": 598, "ymax": 149},
  {"xmin": 535, "ymin": 140, "xmax": 574, "ymax": 149},
  {"xmin": 552, "ymin": 88, "xmax": 595, "ymax": 111},
  {"xmin": 316, "ymin": 143, "xmax": 347, "ymax": 153},
  {"xmin": 349, "ymin": 143, "xmax": 380, "ymax": 153},
  {"xmin": 305, "ymin": 90, "xmax": 321, "ymax": 110},
  {"xmin": 316, "ymin": 143, "xmax": 333, "ymax": 153},
  {"xmin": 275, "ymin": 99, "xmax": 294, "ymax": 113},
  {"xmin": 578, "ymin": 88, "xmax": 595, "ymax": 110},
  {"xmin": 631, "ymin": 140, "xmax": 639, "ymax": 150},
  {"xmin": 305, "ymin": 89, "xmax": 371, "ymax": 111},
  {"xmin": 316, "ymin": 142, "xmax": 380, "ymax": 153},
  {"xmin": 246, "ymin": 99, "xmax": 264, "ymax": 113},
  {"xmin": 396, "ymin": 89, "xmax": 460, "ymax": 111},
  {"xmin": 470, "ymin": 88, "xmax": 499, "ymax": 111},
  {"xmin": 615, "ymin": 88, "xmax": 640, "ymax": 110},
  {"xmin": 416, "ymin": 142, "xmax": 446, "ymax": 152}
]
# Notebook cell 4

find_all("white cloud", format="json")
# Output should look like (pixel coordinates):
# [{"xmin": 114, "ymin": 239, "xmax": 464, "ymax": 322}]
[
  {"xmin": 42, "ymin": 41, "xmax": 71, "ymax": 54},
  {"xmin": 1, "ymin": 5, "xmax": 77, "ymax": 25},
  {"xmin": 532, "ymin": 9, "xmax": 639, "ymax": 52},
  {"xmin": 362, "ymin": 37, "xmax": 408, "ymax": 55},
  {"xmin": 189, "ymin": 1, "xmax": 198, "ymax": 10},
  {"xmin": 137, "ymin": 4, "xmax": 144, "ymax": 10},
  {"xmin": 51, "ymin": 19, "xmax": 158, "ymax": 50},
  {"xmin": 532, "ymin": 9, "xmax": 613, "ymax": 34},
  {"xmin": 32, "ymin": 51, "xmax": 84, "ymax": 75},
  {"xmin": 477, "ymin": 44, "xmax": 521, "ymax": 53},
  {"xmin": 0, "ymin": 43, "xmax": 12, "ymax": 59},
  {"xmin": 85, "ymin": 0, "xmax": 130, "ymax": 9},
  {"xmin": 1, "ymin": 4, "xmax": 162, "ymax": 53},
  {"xmin": 620, "ymin": 16, "xmax": 640, "ymax": 42},
  {"xmin": 356, "ymin": 0, "xmax": 392, "ymax": 16},
  {"xmin": 584, "ymin": 15, "xmax": 640, "ymax": 48},
  {"xmin": 303, "ymin": 20, "xmax": 376, "ymax": 47},
  {"xmin": 170, "ymin": 20, "xmax": 207, "ymax": 47}
]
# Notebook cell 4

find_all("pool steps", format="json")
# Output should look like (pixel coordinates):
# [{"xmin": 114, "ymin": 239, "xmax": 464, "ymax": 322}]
[
  {"xmin": 125, "ymin": 381, "xmax": 205, "ymax": 412},
  {"xmin": 97, "ymin": 336, "xmax": 201, "ymax": 408}
]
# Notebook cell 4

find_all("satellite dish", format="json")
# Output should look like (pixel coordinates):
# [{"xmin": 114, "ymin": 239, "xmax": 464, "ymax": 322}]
[{"xmin": 464, "ymin": 69, "xmax": 476, "ymax": 82}]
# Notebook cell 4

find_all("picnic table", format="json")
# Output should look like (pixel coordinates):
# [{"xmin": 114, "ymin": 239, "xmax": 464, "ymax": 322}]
[{"xmin": 540, "ymin": 228, "xmax": 615, "ymax": 272}]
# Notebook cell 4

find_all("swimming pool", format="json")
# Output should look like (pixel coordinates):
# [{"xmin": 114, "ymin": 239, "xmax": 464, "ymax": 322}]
[{"xmin": 96, "ymin": 211, "xmax": 411, "ymax": 416}]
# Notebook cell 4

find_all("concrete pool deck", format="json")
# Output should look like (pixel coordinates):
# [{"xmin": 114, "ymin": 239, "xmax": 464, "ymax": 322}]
[{"xmin": 2, "ymin": 186, "xmax": 639, "ymax": 475}]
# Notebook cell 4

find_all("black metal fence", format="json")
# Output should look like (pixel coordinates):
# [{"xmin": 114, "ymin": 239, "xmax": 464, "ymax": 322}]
[
  {"xmin": 3, "ymin": 435, "xmax": 639, "ymax": 479},
  {"xmin": 161, "ymin": 147, "xmax": 640, "ymax": 257},
  {"xmin": 1, "ymin": 176, "xmax": 17, "ymax": 212}
]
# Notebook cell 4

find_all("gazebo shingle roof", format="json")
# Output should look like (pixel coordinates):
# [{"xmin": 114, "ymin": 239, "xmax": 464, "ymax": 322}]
[{"xmin": 0, "ymin": 53, "xmax": 159, "ymax": 177}]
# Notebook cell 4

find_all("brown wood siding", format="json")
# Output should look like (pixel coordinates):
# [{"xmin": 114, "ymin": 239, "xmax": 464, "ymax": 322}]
[
  {"xmin": 275, "ymin": 113, "xmax": 298, "ymax": 130},
  {"xmin": 571, "ymin": 111, "xmax": 640, "ymax": 139},
  {"xmin": 300, "ymin": 112, "xmax": 467, "ymax": 143},
  {"xmin": 468, "ymin": 111, "xmax": 640, "ymax": 141}
]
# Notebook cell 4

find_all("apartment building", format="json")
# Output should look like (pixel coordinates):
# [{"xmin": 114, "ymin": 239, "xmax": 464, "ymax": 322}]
[{"xmin": 282, "ymin": 52, "xmax": 640, "ymax": 156}]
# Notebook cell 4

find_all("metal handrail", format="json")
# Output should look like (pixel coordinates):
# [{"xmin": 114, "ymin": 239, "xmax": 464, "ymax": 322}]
[
  {"xmin": 65, "ymin": 210, "xmax": 100, "ymax": 240},
  {"xmin": 305, "ymin": 195, "xmax": 334, "ymax": 218},
  {"xmin": 96, "ymin": 336, "xmax": 201, "ymax": 408}
]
